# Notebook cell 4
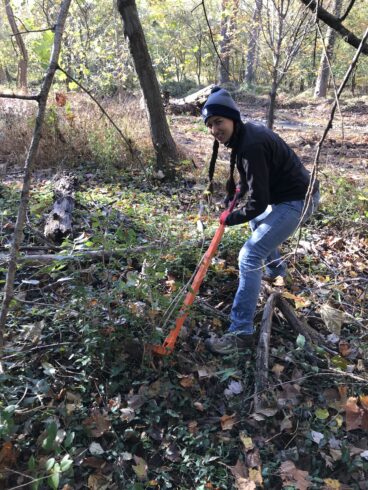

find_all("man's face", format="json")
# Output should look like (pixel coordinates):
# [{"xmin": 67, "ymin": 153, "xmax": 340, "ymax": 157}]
[{"xmin": 206, "ymin": 116, "xmax": 234, "ymax": 144}]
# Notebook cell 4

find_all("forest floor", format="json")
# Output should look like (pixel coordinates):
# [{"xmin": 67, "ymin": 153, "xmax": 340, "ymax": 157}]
[{"xmin": 0, "ymin": 93, "xmax": 367, "ymax": 490}]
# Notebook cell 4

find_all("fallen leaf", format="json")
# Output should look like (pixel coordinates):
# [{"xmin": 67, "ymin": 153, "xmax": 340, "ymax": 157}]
[
  {"xmin": 165, "ymin": 443, "xmax": 181, "ymax": 462},
  {"xmin": 338, "ymin": 340, "xmax": 351, "ymax": 357},
  {"xmin": 188, "ymin": 420, "xmax": 198, "ymax": 434},
  {"xmin": 132, "ymin": 455, "xmax": 148, "ymax": 481},
  {"xmin": 224, "ymin": 380, "xmax": 243, "ymax": 398},
  {"xmin": 83, "ymin": 410, "xmax": 110, "ymax": 438},
  {"xmin": 89, "ymin": 442, "xmax": 104, "ymax": 456},
  {"xmin": 311, "ymin": 431, "xmax": 324, "ymax": 444},
  {"xmin": 280, "ymin": 460, "xmax": 311, "ymax": 490},
  {"xmin": 194, "ymin": 401, "xmax": 205, "ymax": 412},
  {"xmin": 120, "ymin": 407, "xmax": 135, "ymax": 422},
  {"xmin": 320, "ymin": 304, "xmax": 345, "ymax": 335},
  {"xmin": 280, "ymin": 416, "xmax": 293, "ymax": 431},
  {"xmin": 282, "ymin": 291, "xmax": 309, "ymax": 308},
  {"xmin": 360, "ymin": 395, "xmax": 368, "ymax": 411},
  {"xmin": 240, "ymin": 433, "xmax": 253, "ymax": 451},
  {"xmin": 323, "ymin": 478, "xmax": 341, "ymax": 489},
  {"xmin": 87, "ymin": 473, "xmax": 111, "ymax": 490},
  {"xmin": 345, "ymin": 397, "xmax": 366, "ymax": 431},
  {"xmin": 220, "ymin": 413, "xmax": 237, "ymax": 431},
  {"xmin": 0, "ymin": 442, "xmax": 17, "ymax": 468},
  {"xmin": 178, "ymin": 375, "xmax": 194, "ymax": 388},
  {"xmin": 271, "ymin": 363, "xmax": 285, "ymax": 377},
  {"xmin": 249, "ymin": 467, "xmax": 263, "ymax": 485}
]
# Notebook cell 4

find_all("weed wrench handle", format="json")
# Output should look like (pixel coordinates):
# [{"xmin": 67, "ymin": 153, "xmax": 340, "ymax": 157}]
[{"xmin": 152, "ymin": 192, "xmax": 239, "ymax": 355}]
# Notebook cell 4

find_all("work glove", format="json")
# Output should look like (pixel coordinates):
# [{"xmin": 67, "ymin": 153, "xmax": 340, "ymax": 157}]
[{"xmin": 220, "ymin": 209, "xmax": 231, "ymax": 225}]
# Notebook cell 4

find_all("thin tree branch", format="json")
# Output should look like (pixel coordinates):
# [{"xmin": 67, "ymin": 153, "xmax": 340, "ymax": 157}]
[
  {"xmin": 339, "ymin": 0, "xmax": 356, "ymax": 22},
  {"xmin": 299, "ymin": 0, "xmax": 368, "ymax": 55},
  {"xmin": 200, "ymin": 0, "xmax": 231, "ymax": 78},
  {"xmin": 0, "ymin": 93, "xmax": 39, "ymax": 101},
  {"xmin": 10, "ymin": 26, "xmax": 55, "ymax": 36},
  {"xmin": 0, "ymin": 0, "xmax": 72, "ymax": 369}
]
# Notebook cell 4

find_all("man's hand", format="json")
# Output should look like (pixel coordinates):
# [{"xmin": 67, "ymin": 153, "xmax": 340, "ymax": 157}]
[{"xmin": 220, "ymin": 209, "xmax": 231, "ymax": 225}]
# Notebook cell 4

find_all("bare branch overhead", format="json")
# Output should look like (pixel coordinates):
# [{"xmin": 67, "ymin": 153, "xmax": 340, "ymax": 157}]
[{"xmin": 299, "ymin": 0, "xmax": 368, "ymax": 55}]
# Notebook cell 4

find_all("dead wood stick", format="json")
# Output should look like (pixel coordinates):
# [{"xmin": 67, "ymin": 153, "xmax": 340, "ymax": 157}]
[
  {"xmin": 276, "ymin": 296, "xmax": 322, "ymax": 344},
  {"xmin": 0, "ymin": 243, "xmax": 163, "ymax": 264},
  {"xmin": 254, "ymin": 292, "xmax": 279, "ymax": 412},
  {"xmin": 194, "ymin": 297, "xmax": 229, "ymax": 321}
]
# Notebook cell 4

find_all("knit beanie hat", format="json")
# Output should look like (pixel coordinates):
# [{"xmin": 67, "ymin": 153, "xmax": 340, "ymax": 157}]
[{"xmin": 202, "ymin": 86, "xmax": 241, "ymax": 125}]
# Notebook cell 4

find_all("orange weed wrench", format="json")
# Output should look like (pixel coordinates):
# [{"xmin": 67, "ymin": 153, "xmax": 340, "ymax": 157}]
[{"xmin": 151, "ymin": 193, "xmax": 239, "ymax": 356}]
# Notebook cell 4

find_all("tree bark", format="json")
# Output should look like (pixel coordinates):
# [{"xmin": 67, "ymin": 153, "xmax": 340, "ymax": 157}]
[
  {"xmin": 4, "ymin": 0, "xmax": 29, "ymax": 92},
  {"xmin": 117, "ymin": 0, "xmax": 178, "ymax": 177},
  {"xmin": 245, "ymin": 0, "xmax": 262, "ymax": 86},
  {"xmin": 254, "ymin": 292, "xmax": 279, "ymax": 412},
  {"xmin": 299, "ymin": 0, "xmax": 368, "ymax": 55},
  {"xmin": 44, "ymin": 174, "xmax": 77, "ymax": 243},
  {"xmin": 0, "ymin": 0, "xmax": 72, "ymax": 358},
  {"xmin": 314, "ymin": 0, "xmax": 343, "ymax": 98}
]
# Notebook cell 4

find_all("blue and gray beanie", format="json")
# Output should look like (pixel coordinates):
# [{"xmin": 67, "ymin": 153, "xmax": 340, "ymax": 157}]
[{"xmin": 202, "ymin": 86, "xmax": 241, "ymax": 125}]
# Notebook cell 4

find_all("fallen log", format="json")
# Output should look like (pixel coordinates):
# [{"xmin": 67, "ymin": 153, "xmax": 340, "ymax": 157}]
[
  {"xmin": 166, "ymin": 84, "xmax": 214, "ymax": 115},
  {"xmin": 44, "ymin": 173, "xmax": 77, "ymax": 243}
]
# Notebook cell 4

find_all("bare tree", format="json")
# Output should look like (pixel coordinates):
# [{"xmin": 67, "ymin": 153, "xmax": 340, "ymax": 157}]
[
  {"xmin": 245, "ymin": 0, "xmax": 262, "ymax": 86},
  {"xmin": 260, "ymin": 0, "xmax": 311, "ymax": 128},
  {"xmin": 219, "ymin": 0, "xmax": 239, "ymax": 84},
  {"xmin": 4, "ymin": 0, "xmax": 29, "ymax": 91},
  {"xmin": 314, "ymin": 0, "xmax": 344, "ymax": 98},
  {"xmin": 0, "ymin": 0, "xmax": 72, "ymax": 361},
  {"xmin": 117, "ymin": 0, "xmax": 178, "ymax": 177}
]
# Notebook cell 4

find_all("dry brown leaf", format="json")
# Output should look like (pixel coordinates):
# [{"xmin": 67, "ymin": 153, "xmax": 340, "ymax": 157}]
[
  {"xmin": 320, "ymin": 304, "xmax": 345, "ymax": 335},
  {"xmin": 338, "ymin": 340, "xmax": 351, "ymax": 357},
  {"xmin": 194, "ymin": 401, "xmax": 205, "ymax": 412},
  {"xmin": 87, "ymin": 473, "xmax": 110, "ymax": 490},
  {"xmin": 82, "ymin": 410, "xmax": 110, "ymax": 438},
  {"xmin": 188, "ymin": 420, "xmax": 198, "ymax": 434},
  {"xmin": 178, "ymin": 375, "xmax": 194, "ymax": 388},
  {"xmin": 0, "ymin": 442, "xmax": 17, "ymax": 468},
  {"xmin": 271, "ymin": 363, "xmax": 285, "ymax": 377},
  {"xmin": 280, "ymin": 460, "xmax": 311, "ymax": 490},
  {"xmin": 360, "ymin": 395, "xmax": 368, "ymax": 411},
  {"xmin": 230, "ymin": 459, "xmax": 256, "ymax": 490},
  {"xmin": 345, "ymin": 397, "xmax": 367, "ymax": 431},
  {"xmin": 249, "ymin": 467, "xmax": 263, "ymax": 485},
  {"xmin": 220, "ymin": 413, "xmax": 237, "ymax": 431}
]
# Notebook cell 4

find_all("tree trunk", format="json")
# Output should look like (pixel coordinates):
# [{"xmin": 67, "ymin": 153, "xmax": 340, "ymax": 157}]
[
  {"xmin": 0, "ymin": 0, "xmax": 72, "ymax": 360},
  {"xmin": 219, "ymin": 0, "xmax": 230, "ymax": 84},
  {"xmin": 245, "ymin": 0, "xmax": 262, "ymax": 86},
  {"xmin": 117, "ymin": 0, "xmax": 178, "ymax": 177},
  {"xmin": 219, "ymin": 0, "xmax": 239, "ymax": 84},
  {"xmin": 4, "ymin": 0, "xmax": 29, "ymax": 92},
  {"xmin": 314, "ymin": 0, "xmax": 343, "ymax": 98},
  {"xmin": 267, "ymin": 79, "xmax": 277, "ymax": 129}
]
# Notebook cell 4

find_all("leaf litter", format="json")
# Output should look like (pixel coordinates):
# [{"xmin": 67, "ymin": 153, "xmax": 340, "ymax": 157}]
[{"xmin": 0, "ymin": 100, "xmax": 368, "ymax": 488}]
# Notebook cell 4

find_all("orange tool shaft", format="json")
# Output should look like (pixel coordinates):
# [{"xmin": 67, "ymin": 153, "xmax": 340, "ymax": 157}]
[{"xmin": 152, "ymin": 194, "xmax": 238, "ymax": 356}]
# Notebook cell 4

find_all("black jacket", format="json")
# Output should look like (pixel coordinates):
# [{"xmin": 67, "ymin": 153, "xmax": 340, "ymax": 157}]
[{"xmin": 226, "ymin": 121, "xmax": 319, "ymax": 226}]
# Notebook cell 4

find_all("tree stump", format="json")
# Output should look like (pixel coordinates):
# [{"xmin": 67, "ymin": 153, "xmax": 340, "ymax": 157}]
[{"xmin": 44, "ymin": 173, "xmax": 77, "ymax": 243}]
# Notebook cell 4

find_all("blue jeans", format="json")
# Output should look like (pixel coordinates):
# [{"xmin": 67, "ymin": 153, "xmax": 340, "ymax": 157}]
[{"xmin": 229, "ymin": 192, "xmax": 320, "ymax": 335}]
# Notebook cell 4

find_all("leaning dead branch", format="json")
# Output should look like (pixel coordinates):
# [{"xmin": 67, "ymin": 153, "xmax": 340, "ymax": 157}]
[
  {"xmin": 0, "ymin": 0, "xmax": 72, "ymax": 360},
  {"xmin": 254, "ymin": 292, "xmax": 280, "ymax": 412}
]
